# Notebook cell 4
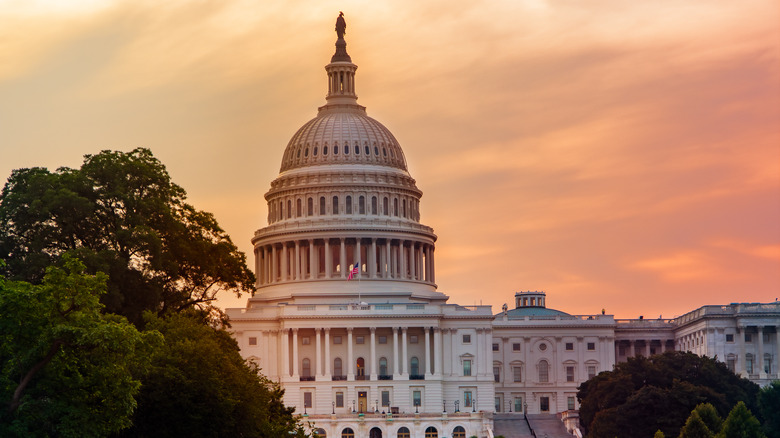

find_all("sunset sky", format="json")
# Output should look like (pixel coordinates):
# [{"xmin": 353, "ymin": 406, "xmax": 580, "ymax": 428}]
[{"xmin": 1, "ymin": 0, "xmax": 779, "ymax": 318}]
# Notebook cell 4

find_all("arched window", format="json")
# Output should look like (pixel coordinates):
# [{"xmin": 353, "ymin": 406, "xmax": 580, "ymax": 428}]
[
  {"xmin": 383, "ymin": 148, "xmax": 388, "ymax": 157},
  {"xmin": 305, "ymin": 147, "xmax": 309, "ymax": 157},
  {"xmin": 297, "ymin": 148, "xmax": 302, "ymax": 158},
  {"xmin": 333, "ymin": 196, "xmax": 339, "ymax": 214},
  {"xmin": 764, "ymin": 353, "xmax": 772, "ymax": 374},
  {"xmin": 365, "ymin": 145, "xmax": 370, "ymax": 155},
  {"xmin": 393, "ymin": 198, "xmax": 399, "ymax": 216},
  {"xmin": 539, "ymin": 360, "xmax": 549, "ymax": 383},
  {"xmin": 355, "ymin": 145, "xmax": 359, "ymax": 154},
  {"xmin": 397, "ymin": 427, "xmax": 410, "ymax": 438},
  {"xmin": 371, "ymin": 196, "xmax": 378, "ymax": 215},
  {"xmin": 334, "ymin": 358, "xmax": 343, "ymax": 377},
  {"xmin": 342, "ymin": 428, "xmax": 354, "ymax": 438},
  {"xmin": 383, "ymin": 197, "xmax": 389, "ymax": 216},
  {"xmin": 344, "ymin": 144, "xmax": 349, "ymax": 155},
  {"xmin": 452, "ymin": 426, "xmax": 466, "ymax": 438},
  {"xmin": 359, "ymin": 196, "xmax": 365, "ymax": 214},
  {"xmin": 375, "ymin": 146, "xmax": 379, "ymax": 155},
  {"xmin": 313, "ymin": 428, "xmax": 327, "ymax": 437},
  {"xmin": 402, "ymin": 199, "xmax": 407, "ymax": 218},
  {"xmin": 302, "ymin": 358, "xmax": 311, "ymax": 377},
  {"xmin": 307, "ymin": 198, "xmax": 313, "ymax": 216},
  {"xmin": 296, "ymin": 199, "xmax": 302, "ymax": 217},
  {"xmin": 357, "ymin": 357, "xmax": 365, "ymax": 378},
  {"xmin": 278, "ymin": 201, "xmax": 283, "ymax": 221},
  {"xmin": 425, "ymin": 426, "xmax": 438, "ymax": 438},
  {"xmin": 346, "ymin": 196, "xmax": 352, "ymax": 214},
  {"xmin": 287, "ymin": 200, "xmax": 292, "ymax": 219},
  {"xmin": 313, "ymin": 146, "xmax": 318, "ymax": 156},
  {"xmin": 323, "ymin": 145, "xmax": 328, "ymax": 155},
  {"xmin": 379, "ymin": 357, "xmax": 388, "ymax": 376},
  {"xmin": 746, "ymin": 354, "xmax": 754, "ymax": 374},
  {"xmin": 320, "ymin": 197, "xmax": 326, "ymax": 215},
  {"xmin": 411, "ymin": 357, "xmax": 419, "ymax": 376},
  {"xmin": 369, "ymin": 427, "xmax": 381, "ymax": 438}
]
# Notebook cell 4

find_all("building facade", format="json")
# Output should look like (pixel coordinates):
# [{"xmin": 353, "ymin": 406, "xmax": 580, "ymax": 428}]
[{"xmin": 226, "ymin": 16, "xmax": 780, "ymax": 438}]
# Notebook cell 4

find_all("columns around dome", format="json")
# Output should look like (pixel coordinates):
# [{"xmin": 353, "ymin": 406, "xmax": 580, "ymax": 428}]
[{"xmin": 254, "ymin": 236, "xmax": 437, "ymax": 288}]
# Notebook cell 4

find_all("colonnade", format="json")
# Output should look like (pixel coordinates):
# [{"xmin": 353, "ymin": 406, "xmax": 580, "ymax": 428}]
[
  {"xmin": 733, "ymin": 325, "xmax": 780, "ymax": 377},
  {"xmin": 255, "ymin": 237, "xmax": 435, "ymax": 286},
  {"xmin": 615, "ymin": 339, "xmax": 674, "ymax": 359}
]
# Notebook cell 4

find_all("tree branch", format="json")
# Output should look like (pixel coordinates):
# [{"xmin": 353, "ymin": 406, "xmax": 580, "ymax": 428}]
[{"xmin": 8, "ymin": 339, "xmax": 64, "ymax": 413}]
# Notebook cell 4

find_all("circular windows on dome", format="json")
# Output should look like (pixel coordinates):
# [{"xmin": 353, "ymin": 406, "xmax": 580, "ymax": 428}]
[{"xmin": 539, "ymin": 343, "xmax": 548, "ymax": 351}]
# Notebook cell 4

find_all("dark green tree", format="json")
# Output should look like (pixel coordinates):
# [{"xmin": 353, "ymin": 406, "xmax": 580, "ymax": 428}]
[
  {"xmin": 679, "ymin": 411, "xmax": 714, "ymax": 438},
  {"xmin": 693, "ymin": 403, "xmax": 723, "ymax": 435},
  {"xmin": 757, "ymin": 381, "xmax": 780, "ymax": 438},
  {"xmin": 578, "ymin": 352, "xmax": 760, "ymax": 438},
  {"xmin": 0, "ymin": 148, "xmax": 255, "ymax": 324},
  {"xmin": 0, "ymin": 257, "xmax": 160, "ymax": 437},
  {"xmin": 118, "ymin": 312, "xmax": 307, "ymax": 438},
  {"xmin": 717, "ymin": 401, "xmax": 765, "ymax": 438}
]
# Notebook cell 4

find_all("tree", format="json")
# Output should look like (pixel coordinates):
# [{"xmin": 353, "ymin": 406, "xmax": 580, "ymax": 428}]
[
  {"xmin": 656, "ymin": 430, "xmax": 666, "ymax": 438},
  {"xmin": 0, "ymin": 148, "xmax": 255, "ymax": 324},
  {"xmin": 0, "ymin": 257, "xmax": 160, "ymax": 437},
  {"xmin": 578, "ymin": 352, "xmax": 760, "ymax": 438},
  {"xmin": 117, "ymin": 311, "xmax": 307, "ymax": 438},
  {"xmin": 717, "ymin": 401, "xmax": 764, "ymax": 438},
  {"xmin": 679, "ymin": 411, "xmax": 714, "ymax": 438},
  {"xmin": 693, "ymin": 403, "xmax": 723, "ymax": 435},
  {"xmin": 757, "ymin": 381, "xmax": 780, "ymax": 438}
]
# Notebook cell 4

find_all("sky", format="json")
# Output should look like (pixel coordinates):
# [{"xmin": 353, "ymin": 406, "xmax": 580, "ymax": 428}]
[{"xmin": 1, "ymin": 0, "xmax": 779, "ymax": 319}]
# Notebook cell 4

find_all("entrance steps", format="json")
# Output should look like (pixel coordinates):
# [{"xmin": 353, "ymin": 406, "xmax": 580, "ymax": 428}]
[
  {"xmin": 525, "ymin": 414, "xmax": 573, "ymax": 438},
  {"xmin": 492, "ymin": 413, "xmax": 534, "ymax": 438}
]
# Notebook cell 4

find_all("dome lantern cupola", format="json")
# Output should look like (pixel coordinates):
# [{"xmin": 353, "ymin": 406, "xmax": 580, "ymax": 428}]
[{"xmin": 322, "ymin": 12, "xmax": 361, "ymax": 111}]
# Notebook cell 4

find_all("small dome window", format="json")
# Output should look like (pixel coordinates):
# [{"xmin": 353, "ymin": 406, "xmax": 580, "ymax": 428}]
[
  {"xmin": 304, "ymin": 148, "xmax": 309, "ymax": 157},
  {"xmin": 323, "ymin": 146, "xmax": 328, "ymax": 155},
  {"xmin": 374, "ymin": 146, "xmax": 379, "ymax": 155},
  {"xmin": 297, "ymin": 148, "xmax": 301, "ymax": 158},
  {"xmin": 354, "ymin": 145, "xmax": 359, "ymax": 155},
  {"xmin": 313, "ymin": 146, "xmax": 318, "ymax": 156},
  {"xmin": 365, "ymin": 145, "xmax": 370, "ymax": 155},
  {"xmin": 344, "ymin": 144, "xmax": 349, "ymax": 155},
  {"xmin": 383, "ymin": 148, "xmax": 387, "ymax": 157},
  {"xmin": 334, "ymin": 145, "xmax": 339, "ymax": 155}
]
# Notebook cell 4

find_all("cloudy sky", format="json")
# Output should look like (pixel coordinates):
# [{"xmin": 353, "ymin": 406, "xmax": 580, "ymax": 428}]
[{"xmin": 1, "ymin": 0, "xmax": 778, "ymax": 318}]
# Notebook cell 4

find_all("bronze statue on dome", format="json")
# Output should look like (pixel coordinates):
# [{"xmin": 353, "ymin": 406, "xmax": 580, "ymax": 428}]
[{"xmin": 336, "ymin": 12, "xmax": 346, "ymax": 39}]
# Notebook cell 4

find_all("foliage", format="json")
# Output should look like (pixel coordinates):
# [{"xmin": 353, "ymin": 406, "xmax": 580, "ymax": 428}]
[
  {"xmin": 656, "ymin": 430, "xmax": 666, "ymax": 438},
  {"xmin": 716, "ymin": 401, "xmax": 765, "ymax": 438},
  {"xmin": 679, "ymin": 411, "xmax": 714, "ymax": 438},
  {"xmin": 757, "ymin": 381, "xmax": 780, "ymax": 438},
  {"xmin": 0, "ymin": 148, "xmax": 255, "ymax": 324},
  {"xmin": 578, "ymin": 351, "xmax": 760, "ymax": 438},
  {"xmin": 693, "ymin": 403, "xmax": 723, "ymax": 434},
  {"xmin": 0, "ymin": 257, "xmax": 160, "ymax": 437},
  {"xmin": 117, "ymin": 311, "xmax": 307, "ymax": 438}
]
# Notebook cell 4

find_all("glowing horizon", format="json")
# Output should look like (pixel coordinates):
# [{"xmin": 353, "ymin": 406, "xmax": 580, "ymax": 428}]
[{"xmin": 1, "ymin": 0, "xmax": 778, "ymax": 318}]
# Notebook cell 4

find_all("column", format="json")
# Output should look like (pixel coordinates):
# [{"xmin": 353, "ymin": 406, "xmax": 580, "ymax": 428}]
[
  {"xmin": 475, "ymin": 328, "xmax": 482, "ymax": 376},
  {"xmin": 393, "ymin": 327, "xmax": 400, "ymax": 377},
  {"xmin": 450, "ymin": 329, "xmax": 458, "ymax": 377},
  {"xmin": 385, "ymin": 240, "xmax": 392, "ymax": 278},
  {"xmin": 308, "ymin": 239, "xmax": 315, "ymax": 279},
  {"xmin": 738, "ymin": 326, "xmax": 746, "ymax": 376},
  {"xmin": 424, "ymin": 327, "xmax": 432, "ymax": 376},
  {"xmin": 294, "ymin": 241, "xmax": 301, "ymax": 280},
  {"xmin": 315, "ymin": 328, "xmax": 322, "ymax": 378},
  {"xmin": 325, "ymin": 328, "xmax": 331, "ymax": 378},
  {"xmin": 402, "ymin": 328, "xmax": 409, "ymax": 376},
  {"xmin": 370, "ymin": 327, "xmax": 377, "ymax": 380},
  {"xmin": 424, "ymin": 245, "xmax": 430, "ymax": 282},
  {"xmin": 262, "ymin": 330, "xmax": 270, "ymax": 375},
  {"xmin": 409, "ymin": 242, "xmax": 416, "ymax": 280},
  {"xmin": 577, "ymin": 336, "xmax": 585, "ymax": 381},
  {"xmin": 325, "ymin": 239, "xmax": 332, "ymax": 279},
  {"xmin": 485, "ymin": 330, "xmax": 493, "ymax": 377},
  {"xmin": 254, "ymin": 249, "xmax": 261, "ymax": 284},
  {"xmin": 292, "ymin": 328, "xmax": 299, "ymax": 378},
  {"xmin": 758, "ymin": 326, "xmax": 765, "ymax": 378},
  {"xmin": 442, "ymin": 329, "xmax": 452, "ymax": 376},
  {"xmin": 281, "ymin": 244, "xmax": 288, "ymax": 281},
  {"xmin": 281, "ymin": 329, "xmax": 289, "ymax": 377},
  {"xmin": 418, "ymin": 245, "xmax": 424, "ymax": 280},
  {"xmin": 645, "ymin": 340, "xmax": 651, "ymax": 357},
  {"xmin": 271, "ymin": 245, "xmax": 278, "ymax": 283},
  {"xmin": 263, "ymin": 246, "xmax": 270, "ymax": 285},
  {"xmin": 630, "ymin": 340, "xmax": 636, "ymax": 357},
  {"xmin": 400, "ymin": 241, "xmax": 406, "ymax": 279},
  {"xmin": 370, "ymin": 238, "xmax": 377, "ymax": 278},
  {"xmin": 434, "ymin": 327, "xmax": 443, "ymax": 376},
  {"xmin": 347, "ymin": 328, "xmax": 354, "ymax": 380},
  {"xmin": 356, "ymin": 238, "xmax": 362, "ymax": 272},
  {"xmin": 340, "ymin": 238, "xmax": 347, "ymax": 278},
  {"xmin": 430, "ymin": 247, "xmax": 435, "ymax": 283},
  {"xmin": 380, "ymin": 240, "xmax": 387, "ymax": 278}
]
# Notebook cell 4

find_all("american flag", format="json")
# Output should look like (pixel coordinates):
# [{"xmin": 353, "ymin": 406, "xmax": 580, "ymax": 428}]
[{"xmin": 347, "ymin": 262, "xmax": 360, "ymax": 280}]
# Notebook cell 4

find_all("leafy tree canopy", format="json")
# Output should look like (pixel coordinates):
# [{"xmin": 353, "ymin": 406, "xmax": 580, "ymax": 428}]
[
  {"xmin": 717, "ymin": 401, "xmax": 765, "ymax": 438},
  {"xmin": 577, "ymin": 351, "xmax": 760, "ymax": 438},
  {"xmin": 679, "ymin": 411, "xmax": 714, "ymax": 438},
  {"xmin": 0, "ymin": 148, "xmax": 255, "ymax": 324},
  {"xmin": 0, "ymin": 256, "xmax": 161, "ymax": 437},
  {"xmin": 118, "ymin": 311, "xmax": 307, "ymax": 438},
  {"xmin": 757, "ymin": 381, "xmax": 780, "ymax": 438}
]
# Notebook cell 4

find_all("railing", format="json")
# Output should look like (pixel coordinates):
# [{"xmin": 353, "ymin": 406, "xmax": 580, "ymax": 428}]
[
  {"xmin": 331, "ymin": 375, "xmax": 347, "ymax": 381},
  {"xmin": 378, "ymin": 375, "xmax": 393, "ymax": 380},
  {"xmin": 409, "ymin": 374, "xmax": 425, "ymax": 380},
  {"xmin": 525, "ymin": 411, "xmax": 537, "ymax": 438},
  {"xmin": 299, "ymin": 376, "xmax": 315, "ymax": 381}
]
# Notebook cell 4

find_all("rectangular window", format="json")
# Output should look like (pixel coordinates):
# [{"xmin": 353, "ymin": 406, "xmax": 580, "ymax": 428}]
[
  {"xmin": 304, "ymin": 392, "xmax": 312, "ymax": 408},
  {"xmin": 410, "ymin": 335, "xmax": 419, "ymax": 344},
  {"xmin": 540, "ymin": 396, "xmax": 550, "ymax": 412},
  {"xmin": 381, "ymin": 391, "xmax": 390, "ymax": 407},
  {"xmin": 514, "ymin": 397, "xmax": 523, "ymax": 413},
  {"xmin": 764, "ymin": 333, "xmax": 770, "ymax": 343},
  {"xmin": 512, "ymin": 343, "xmax": 521, "ymax": 351},
  {"xmin": 379, "ymin": 336, "xmax": 387, "ymax": 344},
  {"xmin": 566, "ymin": 366, "xmax": 575, "ymax": 382},
  {"xmin": 513, "ymin": 366, "xmax": 522, "ymax": 382},
  {"xmin": 726, "ymin": 334, "xmax": 734, "ymax": 342},
  {"xmin": 356, "ymin": 336, "xmax": 364, "ymax": 344},
  {"xmin": 587, "ymin": 365, "xmax": 596, "ymax": 379},
  {"xmin": 565, "ymin": 342, "xmax": 574, "ymax": 351},
  {"xmin": 587, "ymin": 342, "xmax": 596, "ymax": 351},
  {"xmin": 336, "ymin": 391, "xmax": 344, "ymax": 408},
  {"xmin": 568, "ymin": 396, "xmax": 575, "ymax": 410},
  {"xmin": 301, "ymin": 337, "xmax": 310, "ymax": 345},
  {"xmin": 493, "ymin": 366, "xmax": 500, "ymax": 382},
  {"xmin": 413, "ymin": 390, "xmax": 421, "ymax": 406},
  {"xmin": 492, "ymin": 343, "xmax": 499, "ymax": 351},
  {"xmin": 463, "ymin": 360, "xmax": 472, "ymax": 376},
  {"xmin": 495, "ymin": 397, "xmax": 502, "ymax": 412},
  {"xmin": 747, "ymin": 356, "xmax": 754, "ymax": 374},
  {"xmin": 463, "ymin": 334, "xmax": 471, "ymax": 344},
  {"xmin": 464, "ymin": 391, "xmax": 473, "ymax": 407},
  {"xmin": 248, "ymin": 337, "xmax": 257, "ymax": 346},
  {"xmin": 334, "ymin": 336, "xmax": 342, "ymax": 344},
  {"xmin": 727, "ymin": 358, "xmax": 736, "ymax": 373},
  {"xmin": 745, "ymin": 333, "xmax": 752, "ymax": 342}
]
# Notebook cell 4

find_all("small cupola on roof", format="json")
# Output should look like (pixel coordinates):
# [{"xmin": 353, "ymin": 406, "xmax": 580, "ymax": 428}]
[{"xmin": 516, "ymin": 291, "xmax": 546, "ymax": 308}]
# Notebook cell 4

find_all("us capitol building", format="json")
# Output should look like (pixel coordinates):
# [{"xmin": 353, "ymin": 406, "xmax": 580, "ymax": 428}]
[{"xmin": 227, "ymin": 15, "xmax": 780, "ymax": 438}]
